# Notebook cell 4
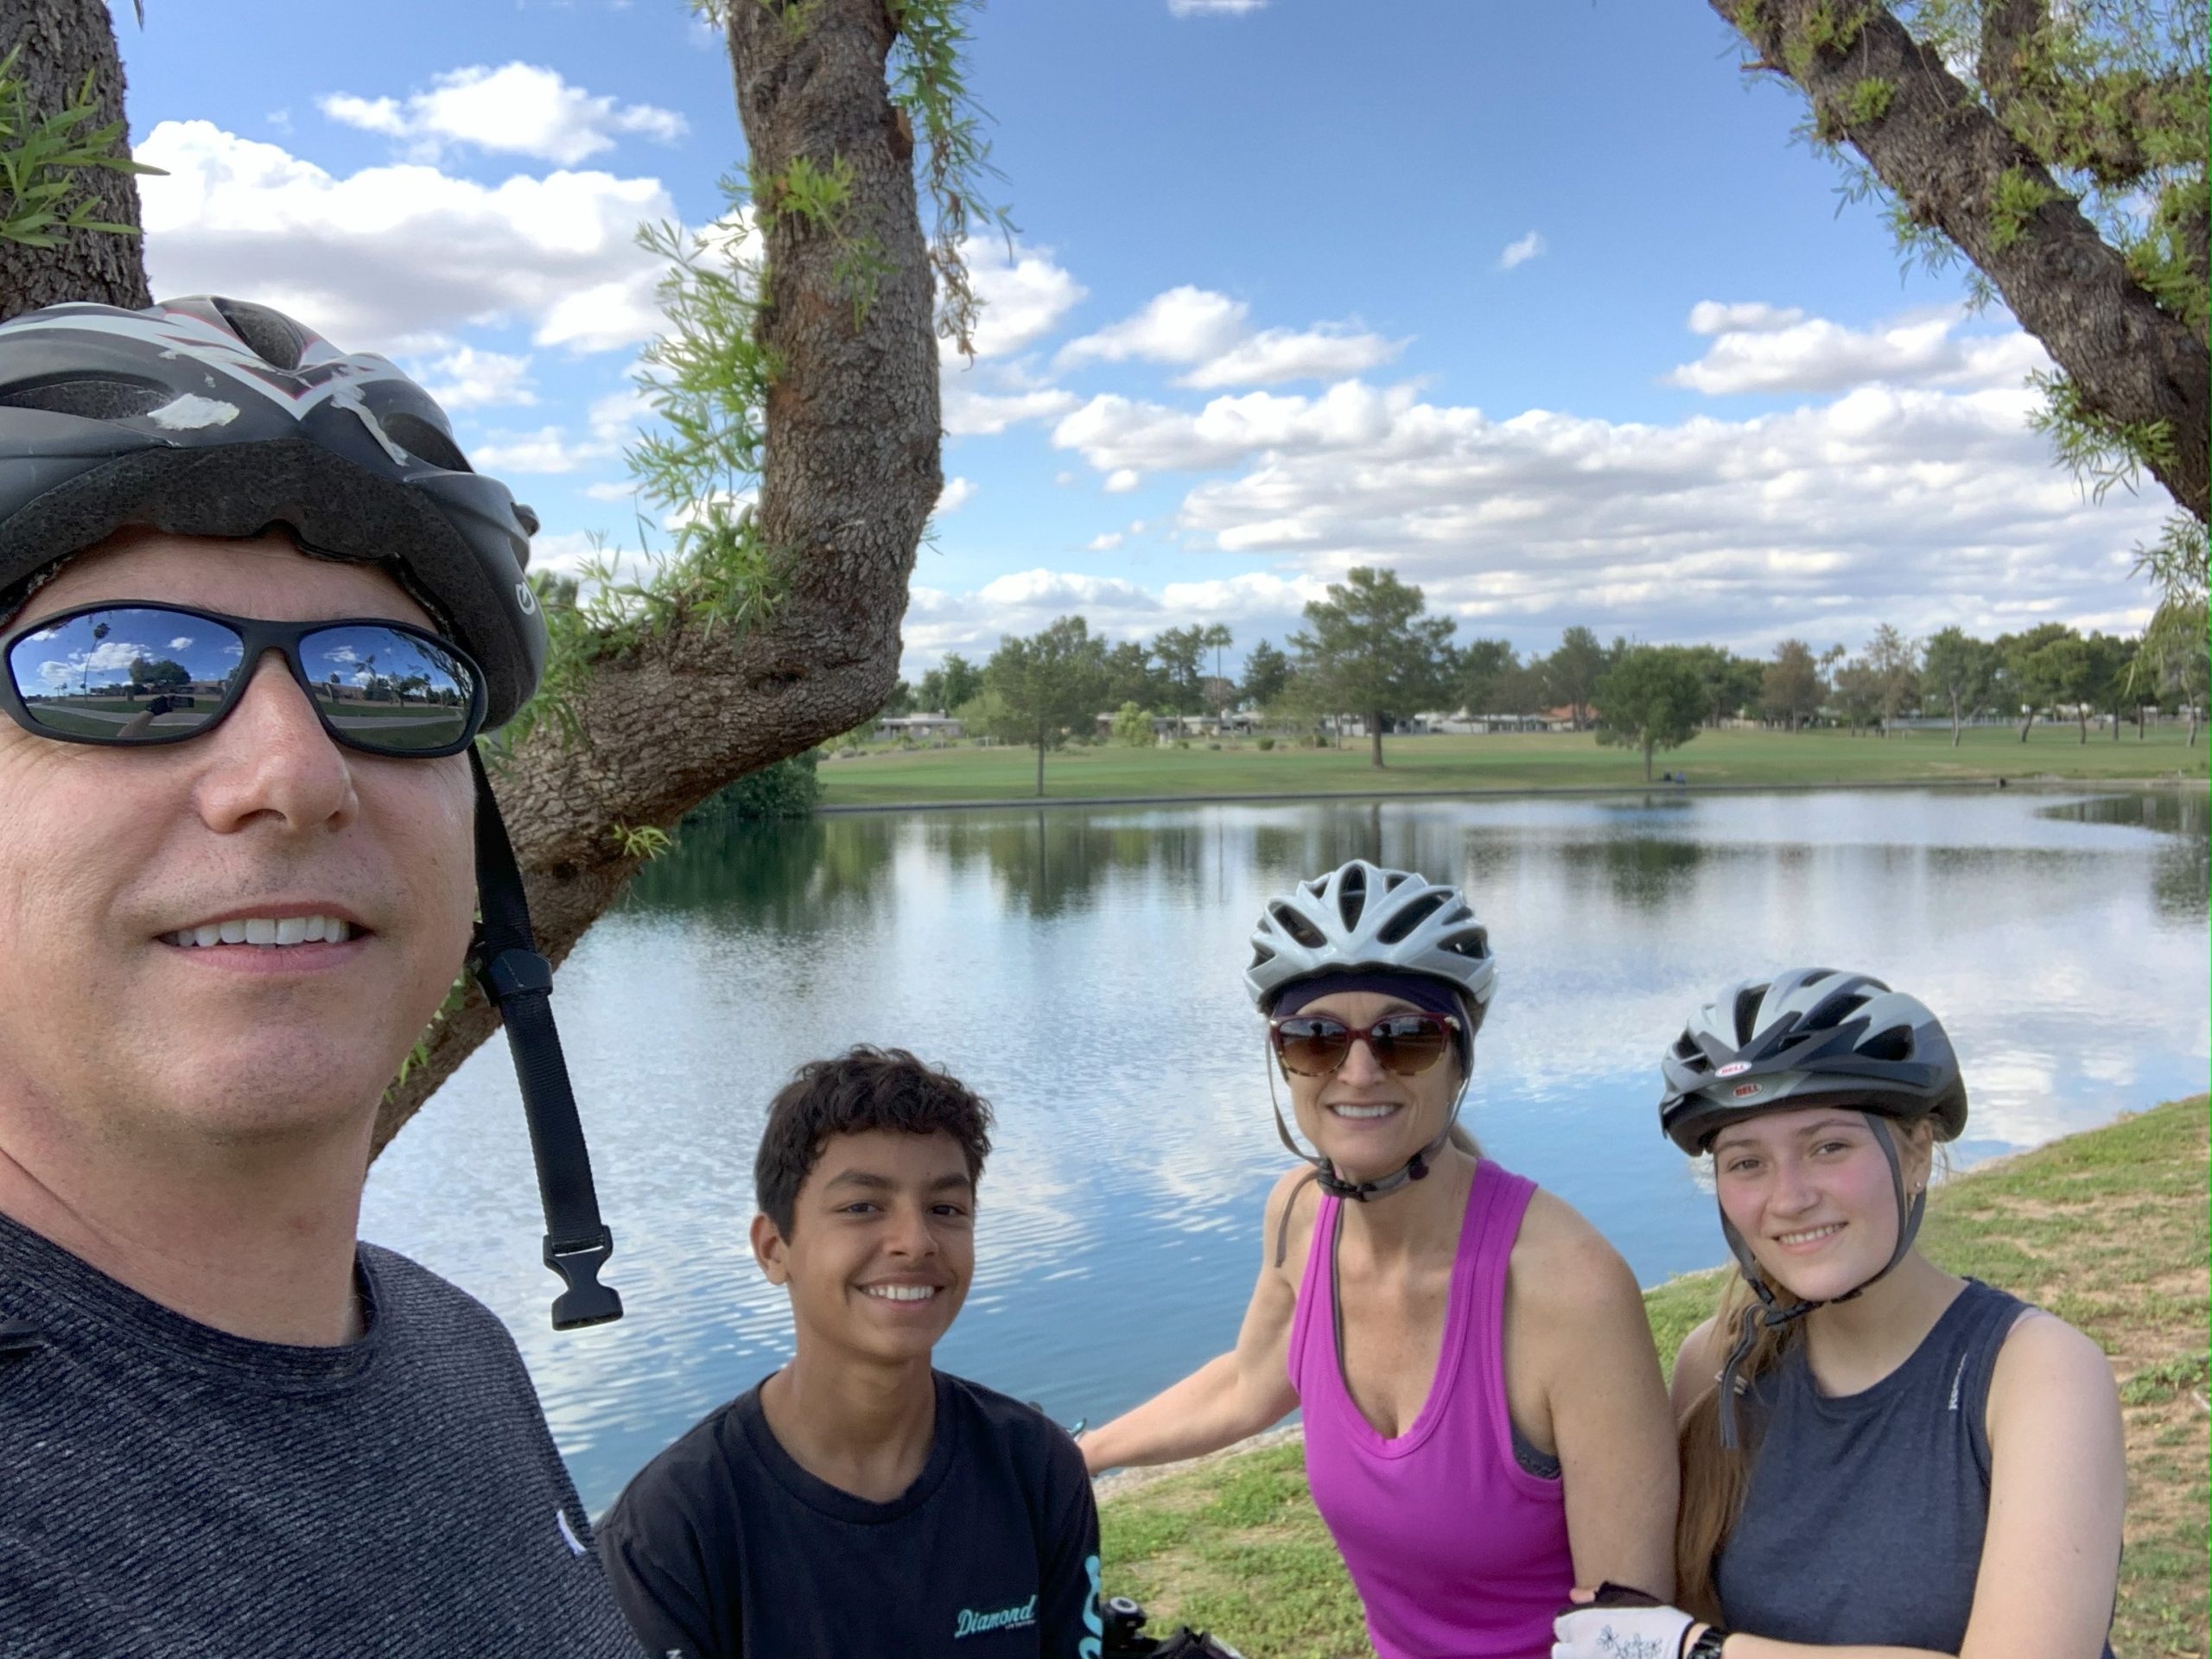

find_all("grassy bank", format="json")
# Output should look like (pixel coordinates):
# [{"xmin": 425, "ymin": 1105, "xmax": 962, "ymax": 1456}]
[
  {"xmin": 817, "ymin": 725, "xmax": 2208, "ymax": 809},
  {"xmin": 1098, "ymin": 1098, "xmax": 2209, "ymax": 1659}
]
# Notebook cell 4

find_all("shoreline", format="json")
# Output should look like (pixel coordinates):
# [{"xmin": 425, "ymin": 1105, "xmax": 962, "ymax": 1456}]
[{"xmin": 819, "ymin": 772, "xmax": 2204, "ymax": 817}]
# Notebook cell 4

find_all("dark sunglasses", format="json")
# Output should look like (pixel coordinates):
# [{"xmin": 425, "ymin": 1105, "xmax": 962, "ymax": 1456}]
[
  {"xmin": 0, "ymin": 601, "xmax": 487, "ymax": 759},
  {"xmin": 1269, "ymin": 1012, "xmax": 1461, "ymax": 1077}
]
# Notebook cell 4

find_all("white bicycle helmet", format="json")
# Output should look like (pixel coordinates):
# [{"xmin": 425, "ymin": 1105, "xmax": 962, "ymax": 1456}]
[{"xmin": 1245, "ymin": 860, "xmax": 1496, "ymax": 1014}]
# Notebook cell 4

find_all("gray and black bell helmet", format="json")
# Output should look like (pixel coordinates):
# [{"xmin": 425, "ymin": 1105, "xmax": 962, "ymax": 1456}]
[
  {"xmin": 0, "ymin": 297, "xmax": 622, "ymax": 1332},
  {"xmin": 1660, "ymin": 967, "xmax": 1967, "ymax": 1156},
  {"xmin": 0, "ymin": 296, "xmax": 544, "ymax": 726}
]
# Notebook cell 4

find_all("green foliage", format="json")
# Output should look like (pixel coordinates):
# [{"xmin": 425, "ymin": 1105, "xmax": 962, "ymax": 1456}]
[
  {"xmin": 1287, "ymin": 567, "xmax": 1456, "ymax": 764},
  {"xmin": 1921, "ymin": 625, "xmax": 2001, "ymax": 729},
  {"xmin": 918, "ymin": 652, "xmax": 983, "ymax": 714},
  {"xmin": 1595, "ymin": 645, "xmax": 1709, "ymax": 778},
  {"xmin": 687, "ymin": 747, "xmax": 823, "ymax": 821},
  {"xmin": 610, "ymin": 822, "xmax": 676, "ymax": 861},
  {"xmin": 984, "ymin": 616, "xmax": 1109, "ymax": 791},
  {"xmin": 1109, "ymin": 701, "xmax": 1154, "ymax": 747},
  {"xmin": 0, "ymin": 49, "xmax": 163, "ymax": 250},
  {"xmin": 887, "ymin": 0, "xmax": 1017, "ymax": 358},
  {"xmin": 1239, "ymin": 639, "xmax": 1291, "ymax": 708},
  {"xmin": 1255, "ymin": 735, "xmax": 1275, "ymax": 751},
  {"xmin": 2026, "ymin": 367, "xmax": 2179, "ymax": 505},
  {"xmin": 1845, "ymin": 75, "xmax": 1897, "ymax": 124},
  {"xmin": 1986, "ymin": 164, "xmax": 2060, "ymax": 250},
  {"xmin": 1545, "ymin": 626, "xmax": 1610, "ymax": 728},
  {"xmin": 1761, "ymin": 638, "xmax": 1826, "ymax": 728}
]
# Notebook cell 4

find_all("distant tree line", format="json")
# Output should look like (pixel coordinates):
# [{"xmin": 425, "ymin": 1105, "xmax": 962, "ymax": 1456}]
[{"xmin": 866, "ymin": 563, "xmax": 2210, "ymax": 793}]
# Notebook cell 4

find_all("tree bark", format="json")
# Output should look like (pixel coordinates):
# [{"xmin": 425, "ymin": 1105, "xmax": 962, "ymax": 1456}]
[
  {"xmin": 1034, "ymin": 734, "xmax": 1044, "ymax": 798},
  {"xmin": 374, "ymin": 0, "xmax": 936, "ymax": 1148},
  {"xmin": 1369, "ymin": 711, "xmax": 1384, "ymax": 768},
  {"xmin": 1949, "ymin": 693, "xmax": 1962, "ymax": 746},
  {"xmin": 0, "ymin": 0, "xmax": 152, "ymax": 319},
  {"xmin": 1714, "ymin": 0, "xmax": 2208, "ymax": 524},
  {"xmin": 2018, "ymin": 709, "xmax": 2035, "ymax": 741}
]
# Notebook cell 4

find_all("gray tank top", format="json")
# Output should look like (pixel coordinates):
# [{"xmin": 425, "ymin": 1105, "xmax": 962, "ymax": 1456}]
[{"xmin": 1714, "ymin": 1279, "xmax": 2114, "ymax": 1656}]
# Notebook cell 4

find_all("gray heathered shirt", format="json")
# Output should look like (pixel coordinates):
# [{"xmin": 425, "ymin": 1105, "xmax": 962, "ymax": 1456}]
[{"xmin": 0, "ymin": 1209, "xmax": 644, "ymax": 1658}]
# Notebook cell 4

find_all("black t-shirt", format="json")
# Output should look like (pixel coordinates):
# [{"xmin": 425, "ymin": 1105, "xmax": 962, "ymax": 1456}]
[{"xmin": 597, "ymin": 1370, "xmax": 1103, "ymax": 1659}]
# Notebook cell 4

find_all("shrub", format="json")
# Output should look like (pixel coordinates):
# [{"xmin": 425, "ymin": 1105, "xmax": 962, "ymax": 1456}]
[
  {"xmin": 687, "ymin": 748, "xmax": 823, "ymax": 822},
  {"xmin": 1256, "ymin": 736, "xmax": 1275, "ymax": 751}
]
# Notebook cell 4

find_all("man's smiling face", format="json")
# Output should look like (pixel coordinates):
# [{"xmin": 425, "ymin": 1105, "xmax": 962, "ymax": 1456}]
[
  {"xmin": 0, "ymin": 529, "xmax": 477, "ymax": 1153},
  {"xmin": 753, "ymin": 1127, "xmax": 977, "ymax": 1367}
]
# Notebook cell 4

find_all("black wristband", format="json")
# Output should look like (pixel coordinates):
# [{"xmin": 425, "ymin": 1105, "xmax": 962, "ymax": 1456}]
[{"xmin": 1684, "ymin": 1626, "xmax": 1730, "ymax": 1659}]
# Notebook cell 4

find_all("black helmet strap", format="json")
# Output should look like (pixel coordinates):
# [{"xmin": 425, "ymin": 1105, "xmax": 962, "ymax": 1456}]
[
  {"xmin": 467, "ymin": 747, "xmax": 624, "ymax": 1331},
  {"xmin": 1710, "ymin": 1110, "xmax": 1924, "ymax": 1447}
]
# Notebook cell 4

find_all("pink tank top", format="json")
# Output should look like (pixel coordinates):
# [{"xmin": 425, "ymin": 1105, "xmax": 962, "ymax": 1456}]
[{"xmin": 1287, "ymin": 1158, "xmax": 1573, "ymax": 1659}]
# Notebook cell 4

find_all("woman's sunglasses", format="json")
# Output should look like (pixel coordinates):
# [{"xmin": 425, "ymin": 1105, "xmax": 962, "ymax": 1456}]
[
  {"xmin": 1269, "ymin": 1012, "xmax": 1461, "ymax": 1077},
  {"xmin": 0, "ymin": 601, "xmax": 487, "ymax": 759}
]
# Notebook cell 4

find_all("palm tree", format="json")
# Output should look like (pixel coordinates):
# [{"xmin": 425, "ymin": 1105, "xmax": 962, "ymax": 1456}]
[
  {"xmin": 82, "ymin": 620, "xmax": 109, "ymax": 696},
  {"xmin": 1202, "ymin": 623, "xmax": 1232, "ymax": 721}
]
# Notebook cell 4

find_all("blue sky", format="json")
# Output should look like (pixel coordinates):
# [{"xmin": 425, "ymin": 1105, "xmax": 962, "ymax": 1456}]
[{"xmin": 116, "ymin": 0, "xmax": 2171, "ymax": 683}]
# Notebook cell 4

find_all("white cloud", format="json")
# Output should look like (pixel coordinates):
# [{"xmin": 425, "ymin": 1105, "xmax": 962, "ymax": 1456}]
[
  {"xmin": 942, "ymin": 383, "xmax": 1080, "ymax": 437},
  {"xmin": 1168, "ymin": 0, "xmax": 1267, "ymax": 13},
  {"xmin": 1668, "ymin": 305, "xmax": 2054, "ymax": 397},
  {"xmin": 421, "ymin": 346, "xmax": 537, "ymax": 410},
  {"xmin": 1103, "ymin": 467, "xmax": 1142, "ymax": 494},
  {"xmin": 138, "ymin": 120, "xmax": 676, "ymax": 356},
  {"xmin": 1688, "ymin": 301, "xmax": 1807, "ymax": 336},
  {"xmin": 1058, "ymin": 285, "xmax": 1405, "ymax": 389},
  {"xmin": 958, "ymin": 238, "xmax": 1087, "ymax": 360},
  {"xmin": 1179, "ymin": 325, "xmax": 1405, "ymax": 389},
  {"xmin": 168, "ymin": 636, "xmax": 194, "ymax": 650},
  {"xmin": 937, "ymin": 476, "xmax": 976, "ymax": 514},
  {"xmin": 583, "ymin": 480, "xmax": 638, "ymax": 502},
  {"xmin": 469, "ymin": 426, "xmax": 602, "ymax": 474},
  {"xmin": 1087, "ymin": 531, "xmax": 1125, "ymax": 551},
  {"xmin": 1498, "ymin": 231, "xmax": 1546, "ymax": 270},
  {"xmin": 1060, "ymin": 286, "xmax": 1248, "ymax": 370},
  {"xmin": 320, "ymin": 64, "xmax": 686, "ymax": 166},
  {"xmin": 899, "ymin": 568, "xmax": 1325, "ymax": 671}
]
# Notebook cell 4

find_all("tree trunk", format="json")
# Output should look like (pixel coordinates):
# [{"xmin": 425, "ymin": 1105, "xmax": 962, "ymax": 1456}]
[
  {"xmin": 2077, "ymin": 707, "xmax": 2088, "ymax": 743},
  {"xmin": 1034, "ymin": 735, "xmax": 1044, "ymax": 798},
  {"xmin": 1714, "ymin": 0, "xmax": 2208, "ymax": 524},
  {"xmin": 2018, "ymin": 709, "xmax": 2035, "ymax": 742},
  {"xmin": 1643, "ymin": 738, "xmax": 1655, "ymax": 782},
  {"xmin": 0, "ymin": 0, "xmax": 152, "ymax": 319},
  {"xmin": 1369, "ymin": 711, "xmax": 1384, "ymax": 768},
  {"xmin": 373, "ymin": 0, "xmax": 938, "ymax": 1148},
  {"xmin": 1949, "ymin": 693, "xmax": 1962, "ymax": 747}
]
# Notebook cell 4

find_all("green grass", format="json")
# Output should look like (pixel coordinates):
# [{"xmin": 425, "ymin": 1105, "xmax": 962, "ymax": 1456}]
[
  {"xmin": 1098, "ymin": 1097, "xmax": 2210, "ymax": 1659},
  {"xmin": 822, "ymin": 725, "xmax": 2209, "ymax": 808}
]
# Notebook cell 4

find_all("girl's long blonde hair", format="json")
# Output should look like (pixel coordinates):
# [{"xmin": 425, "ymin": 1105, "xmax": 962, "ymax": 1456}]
[{"xmin": 1673, "ymin": 1274, "xmax": 1800, "ymax": 1621}]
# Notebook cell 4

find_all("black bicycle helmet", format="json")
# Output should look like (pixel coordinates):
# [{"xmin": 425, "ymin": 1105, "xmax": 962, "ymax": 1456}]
[
  {"xmin": 1658, "ymin": 968, "xmax": 1968, "ymax": 1446},
  {"xmin": 1660, "ymin": 967, "xmax": 1967, "ymax": 1155},
  {"xmin": 0, "ymin": 296, "xmax": 618, "ymax": 1332},
  {"xmin": 0, "ymin": 296, "xmax": 543, "ymax": 726}
]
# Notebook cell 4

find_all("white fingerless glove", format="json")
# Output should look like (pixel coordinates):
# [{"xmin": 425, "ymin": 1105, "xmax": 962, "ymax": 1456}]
[{"xmin": 1551, "ymin": 1602, "xmax": 1698, "ymax": 1659}]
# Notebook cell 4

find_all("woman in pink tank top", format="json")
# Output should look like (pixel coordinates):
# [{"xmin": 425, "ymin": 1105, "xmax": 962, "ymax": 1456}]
[{"xmin": 1083, "ymin": 861, "xmax": 1677, "ymax": 1659}]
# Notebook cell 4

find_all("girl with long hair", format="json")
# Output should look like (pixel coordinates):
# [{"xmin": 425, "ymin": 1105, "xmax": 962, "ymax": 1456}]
[
  {"xmin": 1082, "ymin": 861, "xmax": 1676, "ymax": 1659},
  {"xmin": 1552, "ymin": 969, "xmax": 2124, "ymax": 1659}
]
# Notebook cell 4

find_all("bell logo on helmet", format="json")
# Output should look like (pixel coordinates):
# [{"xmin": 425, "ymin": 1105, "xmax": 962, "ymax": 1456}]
[
  {"xmin": 1732, "ymin": 1083, "xmax": 1761, "ymax": 1098},
  {"xmin": 1716, "ymin": 1061, "xmax": 1751, "ymax": 1077},
  {"xmin": 515, "ymin": 581, "xmax": 538, "ymax": 615}
]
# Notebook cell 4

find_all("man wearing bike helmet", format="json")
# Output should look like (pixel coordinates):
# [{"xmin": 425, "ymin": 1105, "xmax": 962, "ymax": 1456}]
[
  {"xmin": 0, "ymin": 298, "xmax": 638, "ymax": 1656},
  {"xmin": 1083, "ymin": 861, "xmax": 1675, "ymax": 1659},
  {"xmin": 1553, "ymin": 969, "xmax": 2121, "ymax": 1659}
]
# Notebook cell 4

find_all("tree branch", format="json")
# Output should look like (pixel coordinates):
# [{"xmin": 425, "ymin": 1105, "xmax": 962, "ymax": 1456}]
[
  {"xmin": 1716, "ymin": 0, "xmax": 2208, "ymax": 524},
  {"xmin": 374, "ymin": 0, "xmax": 935, "ymax": 1147}
]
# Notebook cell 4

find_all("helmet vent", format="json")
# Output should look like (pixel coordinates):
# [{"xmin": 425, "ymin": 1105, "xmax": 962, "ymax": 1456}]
[
  {"xmin": 1441, "ymin": 927, "xmax": 1489, "ymax": 961},
  {"xmin": 210, "ymin": 297, "xmax": 308, "ymax": 371},
  {"xmin": 1336, "ymin": 864, "xmax": 1368, "ymax": 930},
  {"xmin": 1823, "ymin": 993, "xmax": 1871, "ymax": 1027},
  {"xmin": 0, "ymin": 375, "xmax": 169, "ymax": 421},
  {"xmin": 1732, "ymin": 985, "xmax": 1767, "ymax": 1046},
  {"xmin": 1673, "ymin": 1030, "xmax": 1703, "ymax": 1063},
  {"xmin": 1376, "ymin": 891, "xmax": 1447, "ymax": 944},
  {"xmin": 1383, "ymin": 871, "xmax": 1410, "ymax": 891},
  {"xmin": 1249, "ymin": 943, "xmax": 1275, "ymax": 969},
  {"xmin": 1269, "ymin": 902, "xmax": 1325, "ymax": 948},
  {"xmin": 380, "ymin": 411, "xmax": 471, "ymax": 474},
  {"xmin": 1861, "ymin": 1025, "xmax": 1914, "ymax": 1062}
]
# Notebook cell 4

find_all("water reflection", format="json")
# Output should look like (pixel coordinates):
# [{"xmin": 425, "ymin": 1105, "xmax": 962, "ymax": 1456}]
[{"xmin": 363, "ymin": 787, "xmax": 2209, "ymax": 1515}]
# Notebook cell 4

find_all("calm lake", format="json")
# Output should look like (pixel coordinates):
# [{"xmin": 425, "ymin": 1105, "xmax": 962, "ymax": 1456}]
[{"xmin": 361, "ymin": 786, "xmax": 2209, "ymax": 1515}]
